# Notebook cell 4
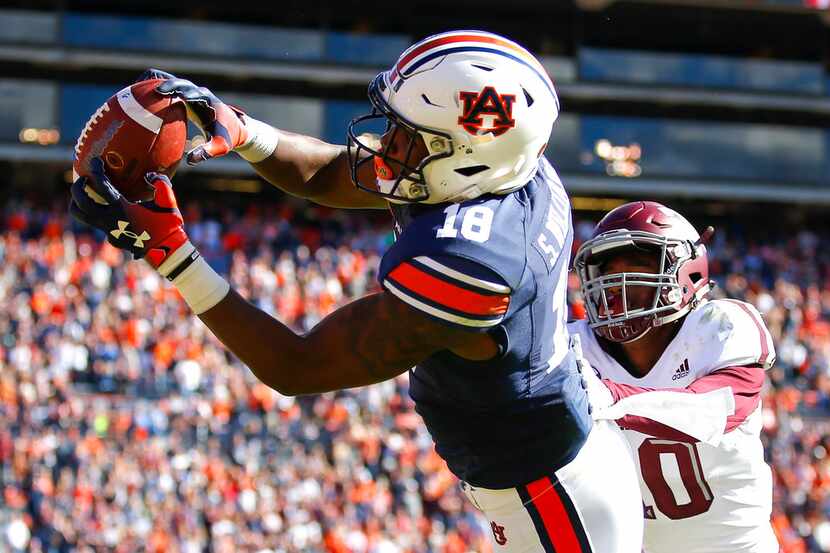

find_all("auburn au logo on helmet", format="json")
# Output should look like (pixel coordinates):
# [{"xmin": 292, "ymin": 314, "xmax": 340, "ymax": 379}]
[
  {"xmin": 346, "ymin": 30, "xmax": 560, "ymax": 203},
  {"xmin": 458, "ymin": 87, "xmax": 516, "ymax": 136}
]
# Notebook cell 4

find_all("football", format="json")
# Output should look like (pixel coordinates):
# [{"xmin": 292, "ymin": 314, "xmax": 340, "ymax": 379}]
[{"xmin": 72, "ymin": 78, "xmax": 187, "ymax": 202}]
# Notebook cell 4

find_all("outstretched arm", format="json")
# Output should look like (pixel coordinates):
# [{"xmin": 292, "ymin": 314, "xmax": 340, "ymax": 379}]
[
  {"xmin": 152, "ymin": 75, "xmax": 386, "ymax": 210},
  {"xmin": 249, "ymin": 129, "xmax": 386, "ymax": 210},
  {"xmin": 69, "ymin": 161, "xmax": 487, "ymax": 397},
  {"xmin": 199, "ymin": 288, "xmax": 484, "ymax": 396}
]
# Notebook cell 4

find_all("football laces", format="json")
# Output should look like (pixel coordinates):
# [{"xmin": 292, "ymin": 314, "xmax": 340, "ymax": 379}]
[{"xmin": 74, "ymin": 102, "xmax": 112, "ymax": 158}]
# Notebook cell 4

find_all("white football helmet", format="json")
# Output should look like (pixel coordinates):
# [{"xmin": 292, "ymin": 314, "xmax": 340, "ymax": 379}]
[{"xmin": 347, "ymin": 30, "xmax": 559, "ymax": 204}]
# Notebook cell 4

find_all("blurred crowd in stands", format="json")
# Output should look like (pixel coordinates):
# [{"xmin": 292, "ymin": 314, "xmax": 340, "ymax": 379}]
[{"xmin": 0, "ymin": 196, "xmax": 829, "ymax": 552}]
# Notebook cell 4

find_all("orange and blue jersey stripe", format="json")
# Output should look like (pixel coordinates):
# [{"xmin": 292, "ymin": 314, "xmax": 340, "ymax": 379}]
[{"xmin": 383, "ymin": 255, "xmax": 511, "ymax": 328}]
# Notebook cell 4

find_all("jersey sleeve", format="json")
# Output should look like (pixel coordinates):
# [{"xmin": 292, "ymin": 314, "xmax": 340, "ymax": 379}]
[
  {"xmin": 379, "ymin": 196, "xmax": 526, "ymax": 331},
  {"xmin": 382, "ymin": 254, "xmax": 512, "ymax": 329},
  {"xmin": 718, "ymin": 300, "xmax": 776, "ymax": 370},
  {"xmin": 682, "ymin": 299, "xmax": 776, "ymax": 372}
]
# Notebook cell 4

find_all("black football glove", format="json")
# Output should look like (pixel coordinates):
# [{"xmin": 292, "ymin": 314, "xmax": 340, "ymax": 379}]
[
  {"xmin": 69, "ymin": 157, "xmax": 189, "ymax": 269},
  {"xmin": 154, "ymin": 77, "xmax": 249, "ymax": 165}
]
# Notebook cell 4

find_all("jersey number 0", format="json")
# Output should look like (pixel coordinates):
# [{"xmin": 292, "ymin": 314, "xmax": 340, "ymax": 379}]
[{"xmin": 638, "ymin": 439, "xmax": 714, "ymax": 520}]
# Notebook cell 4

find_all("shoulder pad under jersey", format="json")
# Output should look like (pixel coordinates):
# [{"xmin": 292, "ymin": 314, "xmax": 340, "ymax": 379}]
[
  {"xmin": 380, "ymin": 196, "xmax": 527, "ymax": 329},
  {"xmin": 682, "ymin": 299, "xmax": 776, "ymax": 370}
]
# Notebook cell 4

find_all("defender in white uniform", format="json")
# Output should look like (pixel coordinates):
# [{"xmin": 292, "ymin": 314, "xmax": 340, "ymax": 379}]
[{"xmin": 570, "ymin": 201, "xmax": 779, "ymax": 553}]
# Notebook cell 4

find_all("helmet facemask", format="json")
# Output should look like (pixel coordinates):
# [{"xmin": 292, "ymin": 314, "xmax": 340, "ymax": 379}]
[
  {"xmin": 347, "ymin": 74, "xmax": 454, "ymax": 203},
  {"xmin": 575, "ymin": 232, "xmax": 701, "ymax": 343}
]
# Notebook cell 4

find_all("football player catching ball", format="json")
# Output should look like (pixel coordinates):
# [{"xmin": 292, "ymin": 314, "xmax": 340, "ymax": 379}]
[{"xmin": 70, "ymin": 31, "xmax": 654, "ymax": 552}]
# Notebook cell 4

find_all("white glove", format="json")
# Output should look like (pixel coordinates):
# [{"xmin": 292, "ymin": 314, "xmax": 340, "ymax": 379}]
[{"xmin": 569, "ymin": 334, "xmax": 614, "ymax": 412}]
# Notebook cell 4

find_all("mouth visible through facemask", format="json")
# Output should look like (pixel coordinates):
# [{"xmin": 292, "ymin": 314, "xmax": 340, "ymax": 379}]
[
  {"xmin": 374, "ymin": 156, "xmax": 397, "ymax": 195},
  {"xmin": 373, "ymin": 155, "xmax": 428, "ymax": 200},
  {"xmin": 374, "ymin": 156, "xmax": 395, "ymax": 179}
]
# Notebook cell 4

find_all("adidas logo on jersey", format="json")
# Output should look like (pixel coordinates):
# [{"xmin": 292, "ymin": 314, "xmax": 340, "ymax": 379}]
[{"xmin": 672, "ymin": 358, "xmax": 690, "ymax": 381}]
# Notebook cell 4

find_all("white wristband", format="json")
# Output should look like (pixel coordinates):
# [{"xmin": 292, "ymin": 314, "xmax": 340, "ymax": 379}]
[
  {"xmin": 157, "ymin": 241, "xmax": 198, "ymax": 278},
  {"xmin": 157, "ymin": 241, "xmax": 230, "ymax": 314},
  {"xmin": 173, "ymin": 256, "xmax": 230, "ymax": 314},
  {"xmin": 234, "ymin": 116, "xmax": 280, "ymax": 163}
]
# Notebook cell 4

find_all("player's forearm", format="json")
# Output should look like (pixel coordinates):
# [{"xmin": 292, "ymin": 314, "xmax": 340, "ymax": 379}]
[
  {"xmin": 197, "ymin": 289, "xmax": 306, "ymax": 394},
  {"xmin": 153, "ymin": 77, "xmax": 381, "ymax": 208},
  {"xmin": 197, "ymin": 289, "xmax": 410, "ymax": 396},
  {"xmin": 687, "ymin": 366, "xmax": 764, "ymax": 432},
  {"xmin": 249, "ymin": 130, "xmax": 340, "ymax": 199},
  {"xmin": 248, "ymin": 130, "xmax": 385, "ymax": 209},
  {"xmin": 162, "ymin": 245, "xmax": 445, "ymax": 395}
]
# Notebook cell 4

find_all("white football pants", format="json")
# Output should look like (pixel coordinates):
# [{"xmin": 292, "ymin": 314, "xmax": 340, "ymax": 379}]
[{"xmin": 461, "ymin": 419, "xmax": 644, "ymax": 553}]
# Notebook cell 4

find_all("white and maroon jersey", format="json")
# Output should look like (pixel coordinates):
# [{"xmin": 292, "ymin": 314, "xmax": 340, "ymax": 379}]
[{"xmin": 568, "ymin": 299, "xmax": 779, "ymax": 553}]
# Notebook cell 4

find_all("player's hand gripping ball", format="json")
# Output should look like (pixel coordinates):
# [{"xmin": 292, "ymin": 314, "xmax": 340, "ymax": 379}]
[
  {"xmin": 69, "ymin": 158, "xmax": 188, "ymax": 269},
  {"xmin": 72, "ymin": 78, "xmax": 187, "ymax": 201}
]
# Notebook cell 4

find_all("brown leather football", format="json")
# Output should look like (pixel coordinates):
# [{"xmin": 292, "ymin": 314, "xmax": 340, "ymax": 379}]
[{"xmin": 72, "ymin": 78, "xmax": 187, "ymax": 201}]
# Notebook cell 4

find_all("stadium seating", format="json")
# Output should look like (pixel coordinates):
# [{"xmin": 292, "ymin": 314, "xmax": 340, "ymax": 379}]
[{"xmin": 0, "ymin": 199, "xmax": 827, "ymax": 552}]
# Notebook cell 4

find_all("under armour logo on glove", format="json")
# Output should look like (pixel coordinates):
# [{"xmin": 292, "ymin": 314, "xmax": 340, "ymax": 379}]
[
  {"xmin": 69, "ymin": 158, "xmax": 188, "ymax": 269},
  {"xmin": 110, "ymin": 220, "xmax": 151, "ymax": 247}
]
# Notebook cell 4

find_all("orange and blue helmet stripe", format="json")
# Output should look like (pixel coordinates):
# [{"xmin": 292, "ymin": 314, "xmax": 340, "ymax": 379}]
[{"xmin": 388, "ymin": 30, "xmax": 556, "ymax": 101}]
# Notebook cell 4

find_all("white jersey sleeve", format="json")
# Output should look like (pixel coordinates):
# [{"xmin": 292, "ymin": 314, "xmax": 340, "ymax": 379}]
[{"xmin": 687, "ymin": 299, "xmax": 776, "ymax": 371}]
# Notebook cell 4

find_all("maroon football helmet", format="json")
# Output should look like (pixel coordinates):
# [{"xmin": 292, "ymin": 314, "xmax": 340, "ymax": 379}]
[{"xmin": 574, "ymin": 201, "xmax": 712, "ymax": 343}]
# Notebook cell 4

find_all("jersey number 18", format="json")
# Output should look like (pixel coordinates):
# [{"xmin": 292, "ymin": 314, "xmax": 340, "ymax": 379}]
[{"xmin": 436, "ymin": 204, "xmax": 494, "ymax": 243}]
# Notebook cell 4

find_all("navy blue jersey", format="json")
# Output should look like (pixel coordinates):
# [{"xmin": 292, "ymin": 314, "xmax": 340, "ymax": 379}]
[{"xmin": 378, "ymin": 158, "xmax": 592, "ymax": 488}]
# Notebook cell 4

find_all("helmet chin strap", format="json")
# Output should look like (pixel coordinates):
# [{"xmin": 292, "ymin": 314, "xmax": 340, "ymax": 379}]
[
  {"xmin": 376, "ymin": 176, "xmax": 428, "ymax": 203},
  {"xmin": 656, "ymin": 280, "xmax": 712, "ymax": 327},
  {"xmin": 447, "ymin": 184, "xmax": 486, "ymax": 203},
  {"xmin": 653, "ymin": 304, "xmax": 693, "ymax": 327},
  {"xmin": 617, "ymin": 308, "xmax": 681, "ymax": 344},
  {"xmin": 375, "ymin": 177, "xmax": 398, "ymax": 196},
  {"xmin": 374, "ymin": 151, "xmax": 420, "ymax": 202},
  {"xmin": 618, "ymin": 324, "xmax": 654, "ymax": 344}
]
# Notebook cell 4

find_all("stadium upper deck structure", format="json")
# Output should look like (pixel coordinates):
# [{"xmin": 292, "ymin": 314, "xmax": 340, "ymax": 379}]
[{"xmin": 2, "ymin": 0, "xmax": 830, "ymax": 214}]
